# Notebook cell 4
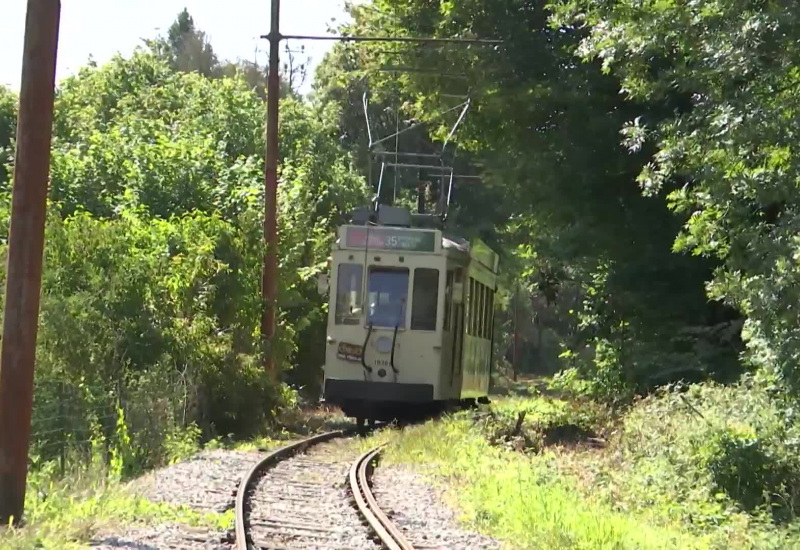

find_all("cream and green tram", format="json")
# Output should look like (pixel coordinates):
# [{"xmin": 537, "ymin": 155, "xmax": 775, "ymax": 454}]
[{"xmin": 320, "ymin": 212, "xmax": 499, "ymax": 422}]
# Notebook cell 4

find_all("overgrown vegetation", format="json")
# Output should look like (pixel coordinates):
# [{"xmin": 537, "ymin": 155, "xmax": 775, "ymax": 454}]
[
  {"xmin": 317, "ymin": 0, "xmax": 745, "ymax": 395},
  {"xmin": 0, "ymin": 435, "xmax": 232, "ymax": 550},
  {"xmin": 5, "ymin": 0, "xmax": 800, "ymax": 545},
  {"xmin": 372, "ymin": 384, "xmax": 800, "ymax": 548},
  {"xmin": 373, "ymin": 409, "xmax": 692, "ymax": 548},
  {"xmin": 0, "ymin": 12, "xmax": 366, "ymax": 488},
  {"xmin": 0, "ymin": 402, "xmax": 348, "ymax": 549}
]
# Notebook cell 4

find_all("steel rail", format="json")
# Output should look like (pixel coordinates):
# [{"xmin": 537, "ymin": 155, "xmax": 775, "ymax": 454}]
[
  {"xmin": 234, "ymin": 430, "xmax": 344, "ymax": 550},
  {"xmin": 349, "ymin": 446, "xmax": 416, "ymax": 550}
]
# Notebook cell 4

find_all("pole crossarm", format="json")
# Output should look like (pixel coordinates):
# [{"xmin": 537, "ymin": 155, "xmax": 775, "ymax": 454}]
[
  {"xmin": 264, "ymin": 33, "xmax": 503, "ymax": 45},
  {"xmin": 383, "ymin": 162, "xmax": 454, "ymax": 173},
  {"xmin": 373, "ymin": 151, "xmax": 443, "ymax": 159}
]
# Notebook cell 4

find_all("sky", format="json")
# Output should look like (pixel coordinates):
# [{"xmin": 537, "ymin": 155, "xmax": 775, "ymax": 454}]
[{"xmin": 0, "ymin": 0, "xmax": 351, "ymax": 94}]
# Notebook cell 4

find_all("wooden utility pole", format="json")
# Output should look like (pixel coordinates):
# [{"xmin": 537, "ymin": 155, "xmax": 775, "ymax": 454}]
[
  {"xmin": 0, "ymin": 0, "xmax": 61, "ymax": 525},
  {"xmin": 262, "ymin": 0, "xmax": 280, "ymax": 378}
]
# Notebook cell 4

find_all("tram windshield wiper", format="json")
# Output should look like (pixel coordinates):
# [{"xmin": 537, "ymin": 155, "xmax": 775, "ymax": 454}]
[
  {"xmin": 390, "ymin": 324, "xmax": 399, "ymax": 375},
  {"xmin": 360, "ymin": 323, "xmax": 374, "ymax": 374}
]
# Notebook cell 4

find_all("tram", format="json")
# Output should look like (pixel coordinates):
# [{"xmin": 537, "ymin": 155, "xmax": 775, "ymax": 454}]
[{"xmin": 319, "ymin": 205, "xmax": 499, "ymax": 423}]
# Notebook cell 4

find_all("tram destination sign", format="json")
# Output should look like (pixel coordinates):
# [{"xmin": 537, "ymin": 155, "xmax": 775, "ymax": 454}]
[{"xmin": 345, "ymin": 226, "xmax": 436, "ymax": 252}]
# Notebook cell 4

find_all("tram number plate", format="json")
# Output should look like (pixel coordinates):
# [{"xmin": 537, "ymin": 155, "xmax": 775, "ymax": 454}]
[{"xmin": 337, "ymin": 342, "xmax": 363, "ymax": 362}]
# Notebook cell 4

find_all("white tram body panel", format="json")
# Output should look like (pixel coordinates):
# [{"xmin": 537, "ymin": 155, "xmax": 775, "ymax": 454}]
[{"xmin": 322, "ymin": 223, "xmax": 499, "ymax": 419}]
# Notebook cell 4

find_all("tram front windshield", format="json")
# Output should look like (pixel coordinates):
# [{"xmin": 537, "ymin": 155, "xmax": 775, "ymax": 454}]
[{"xmin": 368, "ymin": 268, "xmax": 409, "ymax": 328}]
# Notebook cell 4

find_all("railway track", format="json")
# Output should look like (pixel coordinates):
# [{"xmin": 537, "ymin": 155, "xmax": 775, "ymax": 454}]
[{"xmin": 235, "ymin": 431, "xmax": 415, "ymax": 550}]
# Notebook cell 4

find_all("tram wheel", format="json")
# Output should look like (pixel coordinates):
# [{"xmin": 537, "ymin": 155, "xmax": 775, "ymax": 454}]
[{"xmin": 356, "ymin": 416, "xmax": 366, "ymax": 436}]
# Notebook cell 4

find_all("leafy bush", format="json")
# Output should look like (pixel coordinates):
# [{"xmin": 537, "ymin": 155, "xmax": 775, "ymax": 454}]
[
  {"xmin": 701, "ymin": 425, "xmax": 800, "ymax": 519},
  {"xmin": 603, "ymin": 378, "xmax": 800, "ymax": 539},
  {"xmin": 23, "ymin": 209, "xmax": 266, "ymax": 472},
  {"xmin": 375, "ymin": 414, "xmax": 695, "ymax": 549},
  {"xmin": 0, "ymin": 49, "xmax": 366, "ymax": 478},
  {"xmin": 476, "ymin": 396, "xmax": 610, "ymax": 454}
]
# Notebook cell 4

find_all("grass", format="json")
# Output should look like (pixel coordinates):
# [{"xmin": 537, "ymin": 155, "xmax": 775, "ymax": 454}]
[
  {"xmin": 363, "ymin": 380, "xmax": 800, "ymax": 549},
  {"xmin": 0, "ymin": 402, "xmax": 350, "ymax": 549},
  {"xmin": 14, "ymin": 377, "xmax": 800, "ymax": 549},
  {"xmin": 0, "ymin": 463, "xmax": 232, "ymax": 550},
  {"xmin": 366, "ymin": 414, "xmax": 692, "ymax": 549}
]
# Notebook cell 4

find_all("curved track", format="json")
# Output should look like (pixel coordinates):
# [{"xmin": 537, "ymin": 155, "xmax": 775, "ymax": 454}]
[
  {"xmin": 349, "ymin": 446, "xmax": 415, "ymax": 550},
  {"xmin": 234, "ymin": 431, "xmax": 344, "ymax": 549},
  {"xmin": 235, "ymin": 432, "xmax": 415, "ymax": 550}
]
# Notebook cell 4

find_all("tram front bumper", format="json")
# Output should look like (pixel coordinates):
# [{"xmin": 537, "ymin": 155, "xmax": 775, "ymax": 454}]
[{"xmin": 324, "ymin": 379, "xmax": 434, "ymax": 403}]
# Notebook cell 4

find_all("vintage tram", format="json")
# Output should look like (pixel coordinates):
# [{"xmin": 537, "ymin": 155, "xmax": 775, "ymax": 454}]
[{"xmin": 319, "ymin": 205, "xmax": 499, "ymax": 423}]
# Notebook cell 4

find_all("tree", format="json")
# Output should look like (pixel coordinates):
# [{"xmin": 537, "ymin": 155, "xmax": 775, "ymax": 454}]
[
  {"xmin": 0, "ymin": 47, "xmax": 367, "ymax": 469},
  {"xmin": 0, "ymin": 86, "xmax": 16, "ymax": 189},
  {"xmin": 550, "ymin": 0, "xmax": 800, "ymax": 390},
  {"xmin": 315, "ymin": 0, "xmax": 742, "ymax": 395},
  {"xmin": 145, "ymin": 8, "xmax": 219, "ymax": 77}
]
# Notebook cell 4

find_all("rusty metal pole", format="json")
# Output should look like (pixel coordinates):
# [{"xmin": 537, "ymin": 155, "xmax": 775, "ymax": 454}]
[
  {"xmin": 0, "ymin": 0, "xmax": 61, "ymax": 526},
  {"xmin": 262, "ymin": 0, "xmax": 280, "ymax": 378}
]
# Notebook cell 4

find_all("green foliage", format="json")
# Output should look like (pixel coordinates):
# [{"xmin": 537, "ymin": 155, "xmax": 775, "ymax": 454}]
[
  {"xmin": 109, "ymin": 406, "xmax": 135, "ymax": 479},
  {"xmin": 28, "ymin": 209, "xmax": 264, "ymax": 469},
  {"xmin": 369, "ymin": 413, "xmax": 696, "ymax": 549},
  {"xmin": 478, "ymin": 395, "xmax": 608, "ymax": 453},
  {"xmin": 164, "ymin": 423, "xmax": 202, "ymax": 465},
  {"xmin": 51, "ymin": 51, "xmax": 264, "ymax": 218},
  {"xmin": 549, "ymin": 0, "xmax": 800, "ymax": 391},
  {"xmin": 599, "ymin": 379, "xmax": 800, "ymax": 542},
  {"xmin": 144, "ymin": 8, "xmax": 220, "ymax": 78},
  {"xmin": 0, "ymin": 42, "xmax": 365, "ymax": 479},
  {"xmin": 0, "ymin": 86, "xmax": 16, "ymax": 187},
  {"xmin": 702, "ymin": 425, "xmax": 799, "ymax": 520},
  {"xmin": 318, "ymin": 0, "xmax": 743, "ymax": 392}
]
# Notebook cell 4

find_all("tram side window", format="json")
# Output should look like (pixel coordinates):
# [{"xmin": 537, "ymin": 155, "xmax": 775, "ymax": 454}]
[
  {"xmin": 471, "ymin": 278, "xmax": 479, "ymax": 336},
  {"xmin": 478, "ymin": 284, "xmax": 485, "ymax": 339},
  {"xmin": 411, "ymin": 268, "xmax": 439, "ymax": 331},
  {"xmin": 482, "ymin": 284, "xmax": 489, "ymax": 338},
  {"xmin": 484, "ymin": 285, "xmax": 491, "ymax": 338},
  {"xmin": 486, "ymin": 290, "xmax": 495, "ymax": 338},
  {"xmin": 467, "ymin": 278, "xmax": 474, "ymax": 336},
  {"xmin": 335, "ymin": 263, "xmax": 363, "ymax": 325},
  {"xmin": 483, "ymin": 285, "xmax": 491, "ymax": 339},
  {"xmin": 443, "ymin": 271, "xmax": 454, "ymax": 331},
  {"xmin": 475, "ymin": 281, "xmax": 482, "ymax": 337}
]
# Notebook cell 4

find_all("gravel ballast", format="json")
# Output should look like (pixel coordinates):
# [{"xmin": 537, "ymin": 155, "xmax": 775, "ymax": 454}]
[{"xmin": 371, "ymin": 463, "xmax": 503, "ymax": 550}]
